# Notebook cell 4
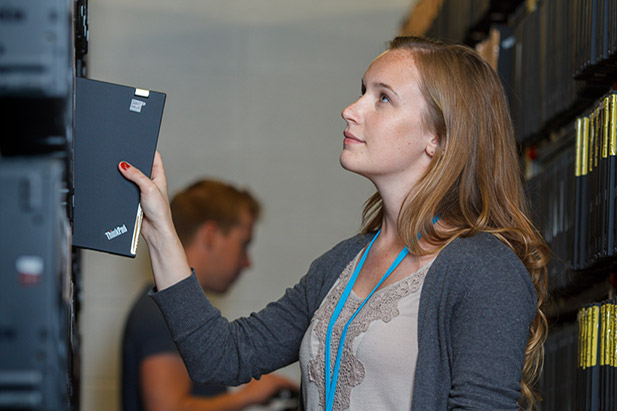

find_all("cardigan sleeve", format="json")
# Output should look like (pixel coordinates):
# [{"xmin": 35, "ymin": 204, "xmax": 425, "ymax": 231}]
[
  {"xmin": 412, "ymin": 233, "xmax": 538, "ymax": 411},
  {"xmin": 445, "ymin": 235, "xmax": 537, "ymax": 410},
  {"xmin": 149, "ymin": 234, "xmax": 370, "ymax": 386}
]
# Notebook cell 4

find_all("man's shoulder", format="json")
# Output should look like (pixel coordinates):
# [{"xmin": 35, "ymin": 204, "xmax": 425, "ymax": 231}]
[{"xmin": 125, "ymin": 284, "xmax": 170, "ymax": 340}]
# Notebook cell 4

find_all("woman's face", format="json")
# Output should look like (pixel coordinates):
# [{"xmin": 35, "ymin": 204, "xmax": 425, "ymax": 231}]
[{"xmin": 340, "ymin": 49, "xmax": 437, "ymax": 189}]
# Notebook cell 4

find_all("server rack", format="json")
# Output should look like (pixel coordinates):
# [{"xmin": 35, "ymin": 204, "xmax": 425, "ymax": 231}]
[{"xmin": 0, "ymin": 0, "xmax": 88, "ymax": 409}]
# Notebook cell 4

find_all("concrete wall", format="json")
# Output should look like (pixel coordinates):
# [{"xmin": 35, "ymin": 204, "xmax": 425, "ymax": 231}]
[{"xmin": 80, "ymin": 1, "xmax": 416, "ymax": 409}]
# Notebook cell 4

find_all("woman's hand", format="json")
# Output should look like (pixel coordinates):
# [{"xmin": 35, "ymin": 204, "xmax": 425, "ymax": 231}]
[
  {"xmin": 118, "ymin": 152, "xmax": 191, "ymax": 290},
  {"xmin": 118, "ymin": 152, "xmax": 172, "ymax": 246}
]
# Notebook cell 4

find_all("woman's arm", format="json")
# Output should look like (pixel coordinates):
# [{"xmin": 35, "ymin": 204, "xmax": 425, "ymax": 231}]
[
  {"xmin": 446, "ymin": 255, "xmax": 536, "ymax": 409},
  {"xmin": 414, "ymin": 234, "xmax": 537, "ymax": 410},
  {"xmin": 119, "ymin": 154, "xmax": 307, "ymax": 384},
  {"xmin": 149, "ymin": 238, "xmax": 364, "ymax": 386},
  {"xmin": 119, "ymin": 154, "xmax": 370, "ymax": 386}
]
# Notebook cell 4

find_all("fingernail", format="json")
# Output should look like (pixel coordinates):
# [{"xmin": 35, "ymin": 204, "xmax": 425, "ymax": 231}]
[{"xmin": 120, "ymin": 161, "xmax": 131, "ymax": 171}]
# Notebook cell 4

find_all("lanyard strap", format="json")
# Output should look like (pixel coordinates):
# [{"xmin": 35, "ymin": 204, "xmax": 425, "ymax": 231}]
[
  {"xmin": 324, "ymin": 229, "xmax": 409, "ymax": 410},
  {"xmin": 324, "ymin": 216, "xmax": 439, "ymax": 410}
]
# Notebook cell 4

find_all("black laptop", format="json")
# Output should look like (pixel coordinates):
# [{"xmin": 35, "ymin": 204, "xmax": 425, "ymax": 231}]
[{"xmin": 72, "ymin": 77, "xmax": 166, "ymax": 257}]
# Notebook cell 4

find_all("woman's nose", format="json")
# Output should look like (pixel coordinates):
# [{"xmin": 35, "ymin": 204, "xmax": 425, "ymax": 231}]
[{"xmin": 341, "ymin": 98, "xmax": 361, "ymax": 124}]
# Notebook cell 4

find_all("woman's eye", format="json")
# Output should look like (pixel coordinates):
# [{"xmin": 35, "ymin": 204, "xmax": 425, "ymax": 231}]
[{"xmin": 380, "ymin": 94, "xmax": 390, "ymax": 103}]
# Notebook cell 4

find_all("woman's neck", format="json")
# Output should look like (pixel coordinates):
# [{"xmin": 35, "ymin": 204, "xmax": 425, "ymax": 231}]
[
  {"xmin": 373, "ymin": 187, "xmax": 408, "ymax": 251},
  {"xmin": 374, "ymin": 183, "xmax": 436, "ymax": 254}
]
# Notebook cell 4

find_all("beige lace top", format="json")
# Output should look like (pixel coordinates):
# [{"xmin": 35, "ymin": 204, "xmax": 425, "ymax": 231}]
[{"xmin": 299, "ymin": 250, "xmax": 433, "ymax": 410}]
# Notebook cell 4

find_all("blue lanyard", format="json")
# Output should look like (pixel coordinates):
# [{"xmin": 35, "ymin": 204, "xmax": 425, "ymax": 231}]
[
  {"xmin": 324, "ymin": 229, "xmax": 408, "ymax": 410},
  {"xmin": 324, "ymin": 216, "xmax": 439, "ymax": 410}
]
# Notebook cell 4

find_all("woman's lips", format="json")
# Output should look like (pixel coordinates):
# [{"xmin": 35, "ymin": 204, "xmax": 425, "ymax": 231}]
[{"xmin": 343, "ymin": 130, "xmax": 364, "ymax": 144}]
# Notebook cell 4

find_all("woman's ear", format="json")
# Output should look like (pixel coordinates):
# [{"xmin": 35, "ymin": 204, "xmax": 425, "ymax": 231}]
[{"xmin": 426, "ymin": 134, "xmax": 439, "ymax": 158}]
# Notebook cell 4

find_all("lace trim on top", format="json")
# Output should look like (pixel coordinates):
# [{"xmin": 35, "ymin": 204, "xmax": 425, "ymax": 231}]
[{"xmin": 307, "ymin": 252, "xmax": 433, "ymax": 410}]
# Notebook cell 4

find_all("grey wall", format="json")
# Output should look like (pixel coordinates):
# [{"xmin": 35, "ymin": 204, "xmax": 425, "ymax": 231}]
[{"xmin": 80, "ymin": 1, "xmax": 416, "ymax": 409}]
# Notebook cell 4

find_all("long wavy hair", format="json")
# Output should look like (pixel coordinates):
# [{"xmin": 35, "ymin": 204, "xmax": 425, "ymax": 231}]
[{"xmin": 361, "ymin": 36, "xmax": 549, "ymax": 409}]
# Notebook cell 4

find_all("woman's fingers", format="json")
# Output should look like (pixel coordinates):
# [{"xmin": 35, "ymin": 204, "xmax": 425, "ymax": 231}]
[
  {"xmin": 118, "ymin": 160, "xmax": 151, "ymax": 191},
  {"xmin": 118, "ymin": 154, "xmax": 166, "ymax": 203},
  {"xmin": 150, "ymin": 152, "xmax": 169, "ymax": 201},
  {"xmin": 117, "ymin": 154, "xmax": 172, "ymax": 237},
  {"xmin": 118, "ymin": 153, "xmax": 191, "ymax": 289}
]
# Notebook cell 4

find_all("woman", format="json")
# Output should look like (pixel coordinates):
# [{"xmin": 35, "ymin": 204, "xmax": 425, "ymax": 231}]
[{"xmin": 119, "ymin": 36, "xmax": 549, "ymax": 410}]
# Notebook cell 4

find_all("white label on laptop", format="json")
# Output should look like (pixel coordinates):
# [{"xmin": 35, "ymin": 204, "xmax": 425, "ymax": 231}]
[{"xmin": 130, "ymin": 99, "xmax": 146, "ymax": 113}]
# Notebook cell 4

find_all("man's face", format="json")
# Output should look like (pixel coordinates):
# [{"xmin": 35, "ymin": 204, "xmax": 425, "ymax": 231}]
[{"xmin": 208, "ymin": 208, "xmax": 255, "ymax": 293}]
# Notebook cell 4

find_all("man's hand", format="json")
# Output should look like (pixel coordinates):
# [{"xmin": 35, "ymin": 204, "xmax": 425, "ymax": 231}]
[{"xmin": 235, "ymin": 374, "xmax": 300, "ymax": 406}]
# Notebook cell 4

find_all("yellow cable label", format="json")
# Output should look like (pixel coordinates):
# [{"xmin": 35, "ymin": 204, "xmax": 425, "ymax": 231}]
[
  {"xmin": 589, "ymin": 107, "xmax": 602, "ymax": 171},
  {"xmin": 577, "ymin": 309, "xmax": 582, "ymax": 368},
  {"xmin": 612, "ymin": 94, "xmax": 617, "ymax": 156},
  {"xmin": 579, "ymin": 307, "xmax": 587, "ymax": 369},
  {"xmin": 575, "ymin": 118, "xmax": 582, "ymax": 177},
  {"xmin": 606, "ymin": 304, "xmax": 615, "ymax": 367},
  {"xmin": 601, "ymin": 304, "xmax": 607, "ymax": 366},
  {"xmin": 612, "ymin": 304, "xmax": 617, "ymax": 367},
  {"xmin": 582, "ymin": 117, "xmax": 589, "ymax": 176},
  {"xmin": 591, "ymin": 305, "xmax": 599, "ymax": 367},
  {"xmin": 603, "ymin": 97, "xmax": 610, "ymax": 159}
]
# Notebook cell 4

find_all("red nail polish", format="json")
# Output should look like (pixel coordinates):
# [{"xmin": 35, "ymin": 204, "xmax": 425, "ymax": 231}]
[{"xmin": 120, "ymin": 161, "xmax": 130, "ymax": 171}]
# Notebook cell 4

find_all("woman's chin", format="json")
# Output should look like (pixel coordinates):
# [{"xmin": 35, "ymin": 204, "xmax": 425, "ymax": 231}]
[
  {"xmin": 339, "ymin": 154, "xmax": 356, "ymax": 173},
  {"xmin": 339, "ymin": 156, "xmax": 369, "ymax": 180}
]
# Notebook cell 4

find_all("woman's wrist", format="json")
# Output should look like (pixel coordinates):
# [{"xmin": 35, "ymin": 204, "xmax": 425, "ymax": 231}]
[
  {"xmin": 146, "ymin": 227, "xmax": 192, "ymax": 291},
  {"xmin": 141, "ymin": 221, "xmax": 177, "ymax": 252}
]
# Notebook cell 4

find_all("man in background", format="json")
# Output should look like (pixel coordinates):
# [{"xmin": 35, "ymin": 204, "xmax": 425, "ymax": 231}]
[{"xmin": 122, "ymin": 179, "xmax": 298, "ymax": 410}]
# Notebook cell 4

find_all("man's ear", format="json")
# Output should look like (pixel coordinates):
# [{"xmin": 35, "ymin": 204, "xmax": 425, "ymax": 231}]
[
  {"xmin": 195, "ymin": 221, "xmax": 220, "ymax": 249},
  {"xmin": 426, "ymin": 134, "xmax": 439, "ymax": 158}
]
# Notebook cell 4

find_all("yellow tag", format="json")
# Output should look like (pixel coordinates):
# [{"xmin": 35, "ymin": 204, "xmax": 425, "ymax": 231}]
[
  {"xmin": 612, "ymin": 94, "xmax": 617, "ymax": 156},
  {"xmin": 603, "ymin": 97, "xmax": 610, "ymax": 159},
  {"xmin": 582, "ymin": 117, "xmax": 590, "ymax": 176},
  {"xmin": 612, "ymin": 304, "xmax": 617, "ymax": 367},
  {"xmin": 606, "ymin": 304, "xmax": 615, "ymax": 367},
  {"xmin": 575, "ymin": 118, "xmax": 582, "ymax": 177},
  {"xmin": 579, "ymin": 308, "xmax": 586, "ymax": 369},
  {"xmin": 594, "ymin": 108, "xmax": 600, "ymax": 169},
  {"xmin": 591, "ymin": 305, "xmax": 599, "ymax": 367},
  {"xmin": 601, "ymin": 304, "xmax": 607, "ymax": 366}
]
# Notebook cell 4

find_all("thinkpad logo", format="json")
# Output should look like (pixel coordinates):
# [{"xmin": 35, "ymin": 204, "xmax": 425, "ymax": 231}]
[
  {"xmin": 105, "ymin": 224, "xmax": 128, "ymax": 240},
  {"xmin": 130, "ymin": 99, "xmax": 146, "ymax": 113}
]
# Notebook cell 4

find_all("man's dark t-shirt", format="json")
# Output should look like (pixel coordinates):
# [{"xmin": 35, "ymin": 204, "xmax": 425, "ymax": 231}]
[{"xmin": 122, "ymin": 285, "xmax": 227, "ymax": 411}]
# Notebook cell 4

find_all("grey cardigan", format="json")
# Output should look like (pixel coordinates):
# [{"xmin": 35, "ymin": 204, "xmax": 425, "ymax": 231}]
[{"xmin": 151, "ymin": 232, "xmax": 536, "ymax": 410}]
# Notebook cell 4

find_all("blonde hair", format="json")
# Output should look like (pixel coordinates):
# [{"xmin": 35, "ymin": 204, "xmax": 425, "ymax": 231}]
[{"xmin": 362, "ymin": 36, "xmax": 549, "ymax": 409}]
